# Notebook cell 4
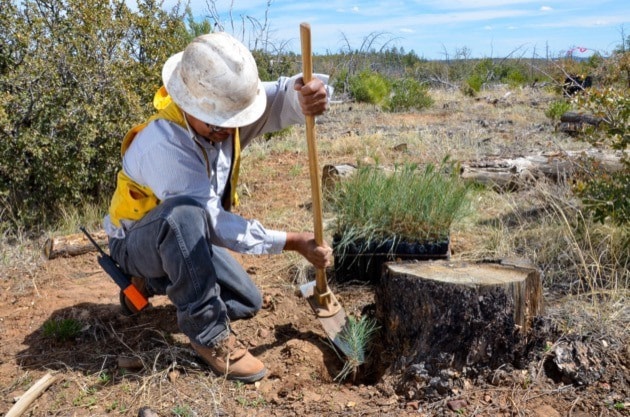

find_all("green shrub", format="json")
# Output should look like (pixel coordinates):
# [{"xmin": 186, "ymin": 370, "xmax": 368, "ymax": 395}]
[
  {"xmin": 463, "ymin": 73, "xmax": 484, "ymax": 96},
  {"xmin": 573, "ymin": 82, "xmax": 629, "ymax": 225},
  {"xmin": 575, "ymin": 169, "xmax": 630, "ymax": 224},
  {"xmin": 575, "ymin": 86, "xmax": 629, "ymax": 149},
  {"xmin": 385, "ymin": 78, "xmax": 433, "ymax": 112},
  {"xmin": 330, "ymin": 159, "xmax": 471, "ymax": 249},
  {"xmin": 0, "ymin": 0, "xmax": 190, "ymax": 230},
  {"xmin": 348, "ymin": 69, "xmax": 391, "ymax": 105},
  {"xmin": 545, "ymin": 100, "xmax": 572, "ymax": 121},
  {"xmin": 503, "ymin": 67, "xmax": 527, "ymax": 87}
]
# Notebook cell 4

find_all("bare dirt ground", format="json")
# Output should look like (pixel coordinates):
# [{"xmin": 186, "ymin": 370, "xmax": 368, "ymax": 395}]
[{"xmin": 1, "ymin": 87, "xmax": 628, "ymax": 416}]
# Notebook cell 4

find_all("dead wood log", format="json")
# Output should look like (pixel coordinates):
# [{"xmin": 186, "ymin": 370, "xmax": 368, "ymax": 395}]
[
  {"xmin": 460, "ymin": 149, "xmax": 624, "ymax": 191},
  {"xmin": 558, "ymin": 111, "xmax": 605, "ymax": 135},
  {"xmin": 43, "ymin": 229, "xmax": 108, "ymax": 260},
  {"xmin": 375, "ymin": 258, "xmax": 543, "ymax": 372},
  {"xmin": 324, "ymin": 149, "xmax": 623, "ymax": 193}
]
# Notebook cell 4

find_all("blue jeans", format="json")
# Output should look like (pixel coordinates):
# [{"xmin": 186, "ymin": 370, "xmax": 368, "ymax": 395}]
[{"xmin": 108, "ymin": 196, "xmax": 262, "ymax": 347}]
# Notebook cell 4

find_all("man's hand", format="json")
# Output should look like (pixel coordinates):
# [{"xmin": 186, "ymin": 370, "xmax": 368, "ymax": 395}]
[
  {"xmin": 284, "ymin": 232, "xmax": 332, "ymax": 269},
  {"xmin": 294, "ymin": 77, "xmax": 328, "ymax": 116}
]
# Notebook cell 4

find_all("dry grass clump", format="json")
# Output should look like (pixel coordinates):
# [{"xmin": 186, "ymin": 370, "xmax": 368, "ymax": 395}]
[{"xmin": 457, "ymin": 180, "xmax": 629, "ymax": 298}]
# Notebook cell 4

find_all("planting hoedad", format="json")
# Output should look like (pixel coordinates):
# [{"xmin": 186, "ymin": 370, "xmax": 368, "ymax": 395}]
[{"xmin": 329, "ymin": 160, "xmax": 471, "ymax": 283}]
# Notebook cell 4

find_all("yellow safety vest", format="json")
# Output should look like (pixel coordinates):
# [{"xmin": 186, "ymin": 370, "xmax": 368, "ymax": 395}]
[{"xmin": 108, "ymin": 87, "xmax": 241, "ymax": 227}]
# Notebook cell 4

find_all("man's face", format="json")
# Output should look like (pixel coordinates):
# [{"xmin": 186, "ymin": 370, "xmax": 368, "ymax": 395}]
[{"xmin": 186, "ymin": 114, "xmax": 236, "ymax": 143}]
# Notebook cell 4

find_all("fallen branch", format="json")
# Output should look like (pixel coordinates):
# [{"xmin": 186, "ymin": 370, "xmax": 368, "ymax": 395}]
[{"xmin": 5, "ymin": 373, "xmax": 57, "ymax": 417}]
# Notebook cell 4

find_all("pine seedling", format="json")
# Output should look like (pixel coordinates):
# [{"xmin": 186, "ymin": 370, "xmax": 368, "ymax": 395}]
[{"xmin": 334, "ymin": 315, "xmax": 380, "ymax": 382}]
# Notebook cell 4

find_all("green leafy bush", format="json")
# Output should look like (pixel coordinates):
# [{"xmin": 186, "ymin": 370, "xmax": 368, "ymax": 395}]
[
  {"xmin": 348, "ymin": 69, "xmax": 391, "ymax": 105},
  {"xmin": 464, "ymin": 73, "xmax": 484, "ymax": 95},
  {"xmin": 0, "ymin": 0, "xmax": 190, "ymax": 229},
  {"xmin": 575, "ymin": 86, "xmax": 629, "ymax": 149},
  {"xmin": 545, "ymin": 100, "xmax": 572, "ymax": 121},
  {"xmin": 575, "ymin": 169, "xmax": 630, "ymax": 224},
  {"xmin": 572, "ymin": 76, "xmax": 629, "ymax": 225},
  {"xmin": 385, "ymin": 78, "xmax": 433, "ymax": 112},
  {"xmin": 503, "ymin": 67, "xmax": 527, "ymax": 87}
]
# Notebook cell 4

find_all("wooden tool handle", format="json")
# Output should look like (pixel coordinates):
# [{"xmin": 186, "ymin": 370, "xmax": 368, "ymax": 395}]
[{"xmin": 300, "ymin": 23, "xmax": 327, "ymax": 293}]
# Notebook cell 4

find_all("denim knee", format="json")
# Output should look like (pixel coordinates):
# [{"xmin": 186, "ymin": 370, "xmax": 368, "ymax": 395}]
[{"xmin": 159, "ymin": 196, "xmax": 207, "ymax": 225}]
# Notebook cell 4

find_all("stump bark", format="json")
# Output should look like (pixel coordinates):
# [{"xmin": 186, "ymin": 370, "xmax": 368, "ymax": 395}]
[{"xmin": 375, "ymin": 259, "xmax": 543, "ymax": 372}]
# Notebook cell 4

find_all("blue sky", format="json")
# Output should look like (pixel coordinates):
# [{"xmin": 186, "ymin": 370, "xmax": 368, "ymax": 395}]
[{"xmin": 160, "ymin": 0, "xmax": 628, "ymax": 59}]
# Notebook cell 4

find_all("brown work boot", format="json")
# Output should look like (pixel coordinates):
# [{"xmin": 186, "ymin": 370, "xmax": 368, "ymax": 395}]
[
  {"xmin": 192, "ymin": 335, "xmax": 267, "ymax": 383},
  {"xmin": 119, "ymin": 276, "xmax": 151, "ymax": 316}
]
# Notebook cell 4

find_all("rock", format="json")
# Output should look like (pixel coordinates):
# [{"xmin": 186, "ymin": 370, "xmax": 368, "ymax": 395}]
[
  {"xmin": 544, "ymin": 338, "xmax": 604, "ymax": 385},
  {"xmin": 138, "ymin": 406, "xmax": 160, "ymax": 417},
  {"xmin": 447, "ymin": 399, "xmax": 468, "ymax": 411}
]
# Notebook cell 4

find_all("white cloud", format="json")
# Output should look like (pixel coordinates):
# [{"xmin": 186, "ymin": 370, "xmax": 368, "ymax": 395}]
[
  {"xmin": 400, "ymin": 28, "xmax": 415, "ymax": 33},
  {"xmin": 540, "ymin": 6, "xmax": 552, "ymax": 12}
]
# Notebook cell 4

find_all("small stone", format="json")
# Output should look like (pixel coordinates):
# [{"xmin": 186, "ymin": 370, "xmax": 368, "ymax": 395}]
[
  {"xmin": 137, "ymin": 406, "xmax": 160, "ymax": 417},
  {"xmin": 262, "ymin": 294, "xmax": 274, "ymax": 309},
  {"xmin": 447, "ymin": 399, "xmax": 468, "ymax": 411}
]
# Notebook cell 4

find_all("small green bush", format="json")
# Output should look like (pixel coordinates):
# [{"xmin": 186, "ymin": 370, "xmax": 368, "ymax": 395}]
[
  {"xmin": 573, "ymin": 82, "xmax": 629, "ymax": 225},
  {"xmin": 503, "ymin": 67, "xmax": 527, "ymax": 87},
  {"xmin": 545, "ymin": 100, "xmax": 572, "ymax": 121},
  {"xmin": 348, "ymin": 69, "xmax": 391, "ymax": 105},
  {"xmin": 385, "ymin": 78, "xmax": 433, "ymax": 112},
  {"xmin": 575, "ymin": 168, "xmax": 630, "ymax": 225},
  {"xmin": 463, "ymin": 73, "xmax": 484, "ymax": 96}
]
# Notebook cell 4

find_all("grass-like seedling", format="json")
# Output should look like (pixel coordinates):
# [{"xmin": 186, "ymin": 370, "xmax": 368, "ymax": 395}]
[
  {"xmin": 42, "ymin": 318, "xmax": 83, "ymax": 342},
  {"xmin": 330, "ymin": 158, "xmax": 471, "ymax": 255},
  {"xmin": 334, "ymin": 315, "xmax": 380, "ymax": 382}
]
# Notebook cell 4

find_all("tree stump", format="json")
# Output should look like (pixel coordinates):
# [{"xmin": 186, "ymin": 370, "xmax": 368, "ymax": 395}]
[{"xmin": 375, "ymin": 259, "xmax": 543, "ymax": 372}]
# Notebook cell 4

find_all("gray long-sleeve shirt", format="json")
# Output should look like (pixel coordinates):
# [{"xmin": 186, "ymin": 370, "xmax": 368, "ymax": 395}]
[{"xmin": 103, "ymin": 74, "xmax": 330, "ymax": 255}]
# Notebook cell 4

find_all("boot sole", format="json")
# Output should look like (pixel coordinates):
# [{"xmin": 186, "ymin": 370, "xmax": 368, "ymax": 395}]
[{"xmin": 221, "ymin": 367, "xmax": 267, "ymax": 383}]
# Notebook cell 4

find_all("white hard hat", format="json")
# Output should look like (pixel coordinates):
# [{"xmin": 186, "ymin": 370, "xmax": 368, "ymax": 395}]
[{"xmin": 162, "ymin": 32, "xmax": 267, "ymax": 127}]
